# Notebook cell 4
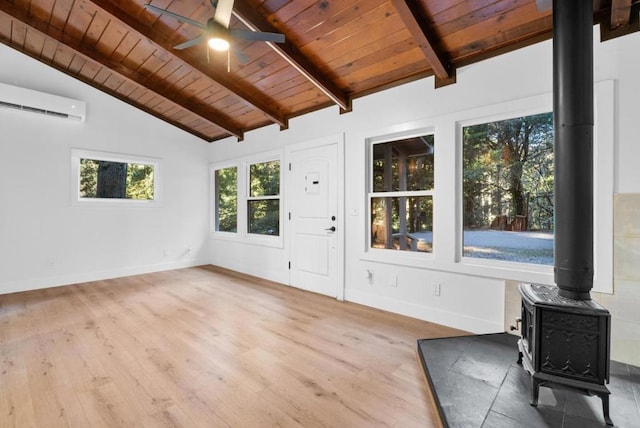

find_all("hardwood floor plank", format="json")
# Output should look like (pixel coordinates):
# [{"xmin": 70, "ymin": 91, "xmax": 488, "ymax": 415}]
[
  {"xmin": 0, "ymin": 346, "xmax": 39, "ymax": 426},
  {"xmin": 0, "ymin": 265, "xmax": 465, "ymax": 427}
]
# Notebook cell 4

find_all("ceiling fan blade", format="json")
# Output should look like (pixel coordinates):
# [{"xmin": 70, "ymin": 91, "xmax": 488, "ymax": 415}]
[
  {"xmin": 173, "ymin": 34, "xmax": 206, "ymax": 50},
  {"xmin": 212, "ymin": 0, "xmax": 234, "ymax": 28},
  {"xmin": 228, "ymin": 29, "xmax": 285, "ymax": 44},
  {"xmin": 144, "ymin": 4, "xmax": 207, "ymax": 30},
  {"xmin": 233, "ymin": 48, "xmax": 249, "ymax": 65}
]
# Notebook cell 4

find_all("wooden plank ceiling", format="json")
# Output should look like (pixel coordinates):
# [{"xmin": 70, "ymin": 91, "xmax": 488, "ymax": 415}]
[{"xmin": 1, "ymin": 0, "xmax": 638, "ymax": 142}]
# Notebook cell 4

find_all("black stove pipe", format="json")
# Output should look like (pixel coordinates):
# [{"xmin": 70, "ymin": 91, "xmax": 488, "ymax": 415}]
[{"xmin": 553, "ymin": 0, "xmax": 594, "ymax": 300}]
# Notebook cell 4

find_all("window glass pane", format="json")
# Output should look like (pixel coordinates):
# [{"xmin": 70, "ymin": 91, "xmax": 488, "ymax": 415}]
[
  {"xmin": 372, "ymin": 135, "xmax": 434, "ymax": 192},
  {"xmin": 248, "ymin": 200, "xmax": 280, "ymax": 236},
  {"xmin": 250, "ymin": 160, "xmax": 280, "ymax": 197},
  {"xmin": 80, "ymin": 159, "xmax": 154, "ymax": 200},
  {"xmin": 215, "ymin": 167, "xmax": 237, "ymax": 232},
  {"xmin": 462, "ymin": 112, "xmax": 554, "ymax": 265},
  {"xmin": 371, "ymin": 196, "xmax": 432, "ymax": 252}
]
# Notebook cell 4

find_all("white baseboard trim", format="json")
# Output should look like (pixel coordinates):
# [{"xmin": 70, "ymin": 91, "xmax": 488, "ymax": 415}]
[
  {"xmin": 0, "ymin": 258, "xmax": 210, "ymax": 295},
  {"xmin": 344, "ymin": 288, "xmax": 503, "ymax": 334},
  {"xmin": 209, "ymin": 261, "xmax": 288, "ymax": 286}
]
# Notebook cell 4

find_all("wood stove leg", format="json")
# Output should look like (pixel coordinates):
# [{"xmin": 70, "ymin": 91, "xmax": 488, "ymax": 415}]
[
  {"xmin": 599, "ymin": 393, "xmax": 613, "ymax": 426},
  {"xmin": 529, "ymin": 376, "xmax": 540, "ymax": 406},
  {"xmin": 517, "ymin": 351, "xmax": 522, "ymax": 365}
]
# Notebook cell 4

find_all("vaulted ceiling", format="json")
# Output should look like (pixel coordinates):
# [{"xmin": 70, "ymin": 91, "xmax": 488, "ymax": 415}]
[{"xmin": 1, "ymin": 0, "xmax": 638, "ymax": 142}]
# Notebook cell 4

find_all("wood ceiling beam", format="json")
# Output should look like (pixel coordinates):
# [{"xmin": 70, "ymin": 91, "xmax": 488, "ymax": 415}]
[
  {"xmin": 0, "ymin": 4, "xmax": 244, "ymax": 140},
  {"xmin": 231, "ymin": 0, "xmax": 352, "ymax": 112},
  {"xmin": 610, "ymin": 0, "xmax": 633, "ymax": 28},
  {"xmin": 596, "ymin": 1, "xmax": 640, "ymax": 41},
  {"xmin": 88, "ymin": 0, "xmax": 288, "ymax": 129},
  {"xmin": 390, "ymin": 0, "xmax": 454, "ymax": 87}
]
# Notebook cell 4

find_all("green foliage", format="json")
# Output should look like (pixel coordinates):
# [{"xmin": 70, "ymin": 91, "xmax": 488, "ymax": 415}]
[
  {"xmin": 79, "ymin": 159, "xmax": 154, "ymax": 200},
  {"xmin": 371, "ymin": 196, "xmax": 432, "ymax": 235},
  {"xmin": 462, "ymin": 112, "xmax": 554, "ymax": 231},
  {"xmin": 215, "ymin": 167, "xmax": 238, "ymax": 232},
  {"xmin": 80, "ymin": 159, "xmax": 98, "ymax": 198},
  {"xmin": 126, "ymin": 164, "xmax": 154, "ymax": 200},
  {"xmin": 250, "ymin": 160, "xmax": 280, "ymax": 196},
  {"xmin": 249, "ymin": 199, "xmax": 280, "ymax": 235},
  {"xmin": 372, "ymin": 135, "xmax": 434, "ymax": 192},
  {"xmin": 248, "ymin": 160, "xmax": 280, "ymax": 235},
  {"xmin": 370, "ymin": 136, "xmax": 435, "ymax": 251}
]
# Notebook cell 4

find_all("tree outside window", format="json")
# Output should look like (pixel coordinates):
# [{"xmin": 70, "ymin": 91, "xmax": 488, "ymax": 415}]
[
  {"xmin": 462, "ymin": 112, "xmax": 554, "ymax": 265},
  {"xmin": 214, "ymin": 167, "xmax": 237, "ymax": 233},
  {"xmin": 80, "ymin": 159, "xmax": 154, "ymax": 200},
  {"xmin": 369, "ymin": 134, "xmax": 434, "ymax": 252},
  {"xmin": 248, "ymin": 160, "xmax": 280, "ymax": 236}
]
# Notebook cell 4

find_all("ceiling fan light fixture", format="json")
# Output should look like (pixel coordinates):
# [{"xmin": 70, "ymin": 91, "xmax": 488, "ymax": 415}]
[{"xmin": 208, "ymin": 37, "xmax": 230, "ymax": 52}]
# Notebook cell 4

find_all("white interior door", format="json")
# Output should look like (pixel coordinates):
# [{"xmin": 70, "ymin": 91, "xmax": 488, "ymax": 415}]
[{"xmin": 289, "ymin": 143, "xmax": 339, "ymax": 297}]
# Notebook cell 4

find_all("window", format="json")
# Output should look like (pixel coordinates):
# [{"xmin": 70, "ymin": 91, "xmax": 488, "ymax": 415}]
[
  {"xmin": 248, "ymin": 160, "xmax": 280, "ymax": 236},
  {"xmin": 79, "ymin": 159, "xmax": 154, "ymax": 200},
  {"xmin": 369, "ymin": 134, "xmax": 435, "ymax": 252},
  {"xmin": 210, "ymin": 154, "xmax": 282, "ymax": 244},
  {"xmin": 462, "ymin": 112, "xmax": 554, "ymax": 265},
  {"xmin": 214, "ymin": 166, "xmax": 237, "ymax": 232},
  {"xmin": 71, "ymin": 149, "xmax": 160, "ymax": 205}
]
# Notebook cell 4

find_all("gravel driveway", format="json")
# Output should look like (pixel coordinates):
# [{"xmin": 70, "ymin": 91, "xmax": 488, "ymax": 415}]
[{"xmin": 463, "ymin": 230, "xmax": 553, "ymax": 250}]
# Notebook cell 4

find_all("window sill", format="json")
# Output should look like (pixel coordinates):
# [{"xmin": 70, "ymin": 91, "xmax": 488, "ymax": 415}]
[
  {"xmin": 361, "ymin": 247, "xmax": 435, "ymax": 267},
  {"xmin": 72, "ymin": 198, "xmax": 160, "ymax": 208},
  {"xmin": 457, "ymin": 257, "xmax": 554, "ymax": 285},
  {"xmin": 360, "ymin": 248, "xmax": 555, "ymax": 285},
  {"xmin": 210, "ymin": 231, "xmax": 284, "ymax": 249}
]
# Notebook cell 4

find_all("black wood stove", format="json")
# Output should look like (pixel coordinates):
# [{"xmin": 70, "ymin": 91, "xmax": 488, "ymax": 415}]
[
  {"xmin": 518, "ymin": 283, "xmax": 611, "ymax": 424},
  {"xmin": 517, "ymin": 0, "xmax": 612, "ymax": 425}
]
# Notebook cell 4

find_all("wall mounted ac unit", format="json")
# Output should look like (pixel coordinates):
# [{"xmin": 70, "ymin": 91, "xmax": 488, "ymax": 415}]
[{"xmin": 0, "ymin": 82, "xmax": 86, "ymax": 122}]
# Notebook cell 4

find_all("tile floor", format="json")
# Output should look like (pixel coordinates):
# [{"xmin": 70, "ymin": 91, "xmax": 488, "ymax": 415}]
[{"xmin": 417, "ymin": 333, "xmax": 640, "ymax": 428}]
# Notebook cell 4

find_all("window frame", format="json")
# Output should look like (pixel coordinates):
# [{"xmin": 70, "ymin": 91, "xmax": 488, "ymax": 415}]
[
  {"xmin": 246, "ymin": 158, "xmax": 282, "ymax": 238},
  {"xmin": 452, "ymin": 82, "xmax": 614, "ymax": 293},
  {"xmin": 366, "ymin": 126, "xmax": 437, "ymax": 262},
  {"xmin": 211, "ymin": 163, "xmax": 239, "ymax": 235},
  {"xmin": 457, "ymin": 107, "xmax": 554, "ymax": 268},
  {"xmin": 70, "ymin": 148, "xmax": 161, "ymax": 207},
  {"xmin": 357, "ymin": 85, "xmax": 612, "ymax": 293},
  {"xmin": 210, "ymin": 151, "xmax": 284, "ymax": 248}
]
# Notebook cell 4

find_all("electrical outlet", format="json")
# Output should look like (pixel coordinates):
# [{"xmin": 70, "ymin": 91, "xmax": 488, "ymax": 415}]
[{"xmin": 432, "ymin": 283, "xmax": 441, "ymax": 296}]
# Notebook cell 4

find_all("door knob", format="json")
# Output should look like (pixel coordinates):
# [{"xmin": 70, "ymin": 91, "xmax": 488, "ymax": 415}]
[{"xmin": 325, "ymin": 226, "xmax": 336, "ymax": 232}]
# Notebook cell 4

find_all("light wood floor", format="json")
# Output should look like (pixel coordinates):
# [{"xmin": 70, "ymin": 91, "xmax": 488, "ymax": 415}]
[{"xmin": 0, "ymin": 266, "xmax": 466, "ymax": 427}]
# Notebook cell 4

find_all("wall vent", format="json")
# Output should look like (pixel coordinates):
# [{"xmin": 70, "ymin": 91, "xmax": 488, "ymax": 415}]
[{"xmin": 0, "ymin": 82, "xmax": 86, "ymax": 122}]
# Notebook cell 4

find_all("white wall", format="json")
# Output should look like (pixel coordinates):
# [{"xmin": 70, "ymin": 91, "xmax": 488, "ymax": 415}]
[
  {"xmin": 0, "ymin": 44, "xmax": 210, "ymax": 294},
  {"xmin": 2, "ymin": 27, "xmax": 636, "ymax": 365},
  {"xmin": 209, "ymin": 28, "xmax": 640, "ymax": 364}
]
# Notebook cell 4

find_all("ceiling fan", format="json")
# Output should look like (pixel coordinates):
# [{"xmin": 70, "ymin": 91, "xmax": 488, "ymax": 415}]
[{"xmin": 144, "ymin": 0, "xmax": 285, "ymax": 55}]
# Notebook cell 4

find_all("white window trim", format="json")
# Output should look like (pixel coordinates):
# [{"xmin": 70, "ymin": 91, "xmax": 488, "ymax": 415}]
[
  {"xmin": 358, "ymin": 83, "xmax": 614, "ymax": 294},
  {"xmin": 210, "ymin": 150, "xmax": 284, "ymax": 248},
  {"xmin": 365, "ymin": 126, "xmax": 437, "ymax": 265},
  {"xmin": 246, "ymin": 157, "xmax": 282, "ymax": 241},
  {"xmin": 70, "ymin": 148, "xmax": 162, "ymax": 207},
  {"xmin": 210, "ymin": 162, "xmax": 239, "ymax": 237},
  {"xmin": 453, "ymin": 83, "xmax": 614, "ymax": 293},
  {"xmin": 455, "ymin": 105, "xmax": 554, "ymax": 268},
  {"xmin": 370, "ymin": 190, "xmax": 434, "ymax": 198}
]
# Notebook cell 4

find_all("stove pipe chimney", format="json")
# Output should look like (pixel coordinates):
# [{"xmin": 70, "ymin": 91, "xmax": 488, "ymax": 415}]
[{"xmin": 553, "ymin": 0, "xmax": 594, "ymax": 300}]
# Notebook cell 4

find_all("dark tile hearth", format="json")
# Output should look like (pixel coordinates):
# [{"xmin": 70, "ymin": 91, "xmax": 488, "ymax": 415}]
[{"xmin": 417, "ymin": 333, "xmax": 640, "ymax": 428}]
